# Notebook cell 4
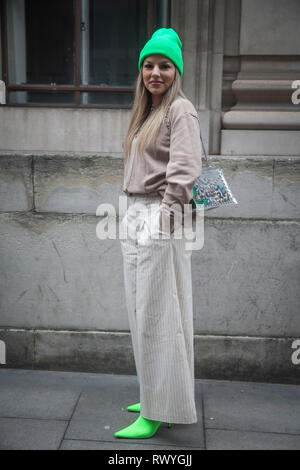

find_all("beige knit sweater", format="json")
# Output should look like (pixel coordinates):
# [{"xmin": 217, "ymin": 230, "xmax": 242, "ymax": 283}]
[{"xmin": 123, "ymin": 96, "xmax": 203, "ymax": 222}]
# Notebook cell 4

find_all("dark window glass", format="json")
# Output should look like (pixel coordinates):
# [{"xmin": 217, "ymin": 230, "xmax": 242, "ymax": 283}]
[
  {"xmin": 7, "ymin": 0, "xmax": 75, "ymax": 86},
  {"xmin": 82, "ymin": 0, "xmax": 148, "ymax": 86},
  {"xmin": 4, "ymin": 0, "xmax": 167, "ymax": 106},
  {"xmin": 25, "ymin": 0, "xmax": 75, "ymax": 85}
]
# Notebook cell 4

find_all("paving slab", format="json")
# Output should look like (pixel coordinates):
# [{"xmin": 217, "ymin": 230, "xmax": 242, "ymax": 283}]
[
  {"xmin": 0, "ymin": 417, "xmax": 68, "ymax": 450},
  {"xmin": 0, "ymin": 383, "xmax": 80, "ymax": 420},
  {"xmin": 206, "ymin": 429, "xmax": 300, "ymax": 450},
  {"xmin": 202, "ymin": 379, "xmax": 300, "ymax": 434}
]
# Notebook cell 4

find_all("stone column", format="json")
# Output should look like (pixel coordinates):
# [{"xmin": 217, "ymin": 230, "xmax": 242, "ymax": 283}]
[
  {"xmin": 222, "ymin": 0, "xmax": 300, "ymax": 155},
  {"xmin": 0, "ymin": 81, "xmax": 6, "ymax": 104},
  {"xmin": 171, "ymin": 0, "xmax": 226, "ymax": 155}
]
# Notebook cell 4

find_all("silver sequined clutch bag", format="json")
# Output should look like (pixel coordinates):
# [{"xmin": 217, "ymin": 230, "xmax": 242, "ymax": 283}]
[{"xmin": 190, "ymin": 133, "xmax": 238, "ymax": 211}]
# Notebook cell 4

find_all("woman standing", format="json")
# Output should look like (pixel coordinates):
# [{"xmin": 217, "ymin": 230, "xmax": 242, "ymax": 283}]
[{"xmin": 115, "ymin": 28, "xmax": 202, "ymax": 439}]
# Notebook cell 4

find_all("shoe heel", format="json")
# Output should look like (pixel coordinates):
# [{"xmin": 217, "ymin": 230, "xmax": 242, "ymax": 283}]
[{"xmin": 168, "ymin": 423, "xmax": 172, "ymax": 428}]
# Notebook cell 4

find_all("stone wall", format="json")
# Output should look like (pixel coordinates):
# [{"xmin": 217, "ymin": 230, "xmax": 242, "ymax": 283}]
[
  {"xmin": 0, "ymin": 151, "xmax": 299, "ymax": 384},
  {"xmin": 0, "ymin": 0, "xmax": 300, "ymax": 383}
]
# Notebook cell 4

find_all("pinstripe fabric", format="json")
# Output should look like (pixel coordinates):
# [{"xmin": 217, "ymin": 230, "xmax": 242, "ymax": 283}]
[{"xmin": 120, "ymin": 193, "xmax": 198, "ymax": 424}]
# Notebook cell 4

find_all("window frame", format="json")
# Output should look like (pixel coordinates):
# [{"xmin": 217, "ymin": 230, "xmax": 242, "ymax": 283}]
[{"xmin": 0, "ymin": 0, "xmax": 170, "ymax": 108}]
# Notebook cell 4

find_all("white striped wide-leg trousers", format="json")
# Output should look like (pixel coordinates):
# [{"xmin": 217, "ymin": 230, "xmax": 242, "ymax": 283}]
[{"xmin": 120, "ymin": 193, "xmax": 197, "ymax": 424}]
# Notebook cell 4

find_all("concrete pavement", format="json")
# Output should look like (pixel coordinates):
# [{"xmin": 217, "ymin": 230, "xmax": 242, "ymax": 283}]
[{"xmin": 0, "ymin": 368, "xmax": 299, "ymax": 450}]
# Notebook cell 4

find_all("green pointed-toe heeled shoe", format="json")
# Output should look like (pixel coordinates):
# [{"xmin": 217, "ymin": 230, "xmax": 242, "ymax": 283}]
[
  {"xmin": 126, "ymin": 403, "xmax": 172, "ymax": 429},
  {"xmin": 127, "ymin": 402, "xmax": 140, "ymax": 412},
  {"xmin": 114, "ymin": 416, "xmax": 171, "ymax": 439}
]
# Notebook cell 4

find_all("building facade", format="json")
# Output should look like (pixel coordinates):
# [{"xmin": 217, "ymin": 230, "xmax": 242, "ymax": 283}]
[{"xmin": 0, "ymin": 0, "xmax": 300, "ymax": 383}]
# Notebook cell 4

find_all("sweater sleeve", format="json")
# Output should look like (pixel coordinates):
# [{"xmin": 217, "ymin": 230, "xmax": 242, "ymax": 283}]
[{"xmin": 160, "ymin": 105, "xmax": 203, "ymax": 220}]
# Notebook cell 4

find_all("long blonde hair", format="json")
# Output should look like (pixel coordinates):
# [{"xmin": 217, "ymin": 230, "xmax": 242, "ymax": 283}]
[{"xmin": 123, "ymin": 66, "xmax": 187, "ymax": 161}]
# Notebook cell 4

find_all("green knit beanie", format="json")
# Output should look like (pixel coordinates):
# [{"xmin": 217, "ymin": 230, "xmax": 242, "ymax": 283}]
[{"xmin": 138, "ymin": 28, "xmax": 183, "ymax": 76}]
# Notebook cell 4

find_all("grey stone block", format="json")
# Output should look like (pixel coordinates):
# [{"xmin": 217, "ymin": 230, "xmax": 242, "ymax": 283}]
[
  {"xmin": 34, "ymin": 330, "xmax": 137, "ymax": 375},
  {"xmin": 272, "ymin": 158, "xmax": 300, "ymax": 219},
  {"xmin": 221, "ymin": 130, "xmax": 300, "ymax": 156},
  {"xmin": 203, "ymin": 156, "xmax": 274, "ymax": 219},
  {"xmin": 0, "ymin": 107, "xmax": 130, "ymax": 154},
  {"xmin": 194, "ymin": 335, "xmax": 300, "ymax": 384},
  {"xmin": 192, "ymin": 218, "xmax": 300, "ymax": 336},
  {"xmin": 33, "ymin": 155, "xmax": 124, "ymax": 214},
  {"xmin": 0, "ymin": 329, "xmax": 34, "ymax": 369},
  {"xmin": 1, "ymin": 214, "xmax": 299, "ymax": 336},
  {"xmin": 32, "ymin": 153, "xmax": 300, "ymax": 220},
  {"xmin": 0, "ymin": 212, "xmax": 126, "ymax": 331},
  {"xmin": 0, "ymin": 155, "xmax": 33, "ymax": 211},
  {"xmin": 240, "ymin": 0, "xmax": 300, "ymax": 55}
]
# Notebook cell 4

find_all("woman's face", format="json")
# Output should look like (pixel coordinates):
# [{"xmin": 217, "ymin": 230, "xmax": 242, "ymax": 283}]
[{"xmin": 142, "ymin": 55, "xmax": 176, "ymax": 101}]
